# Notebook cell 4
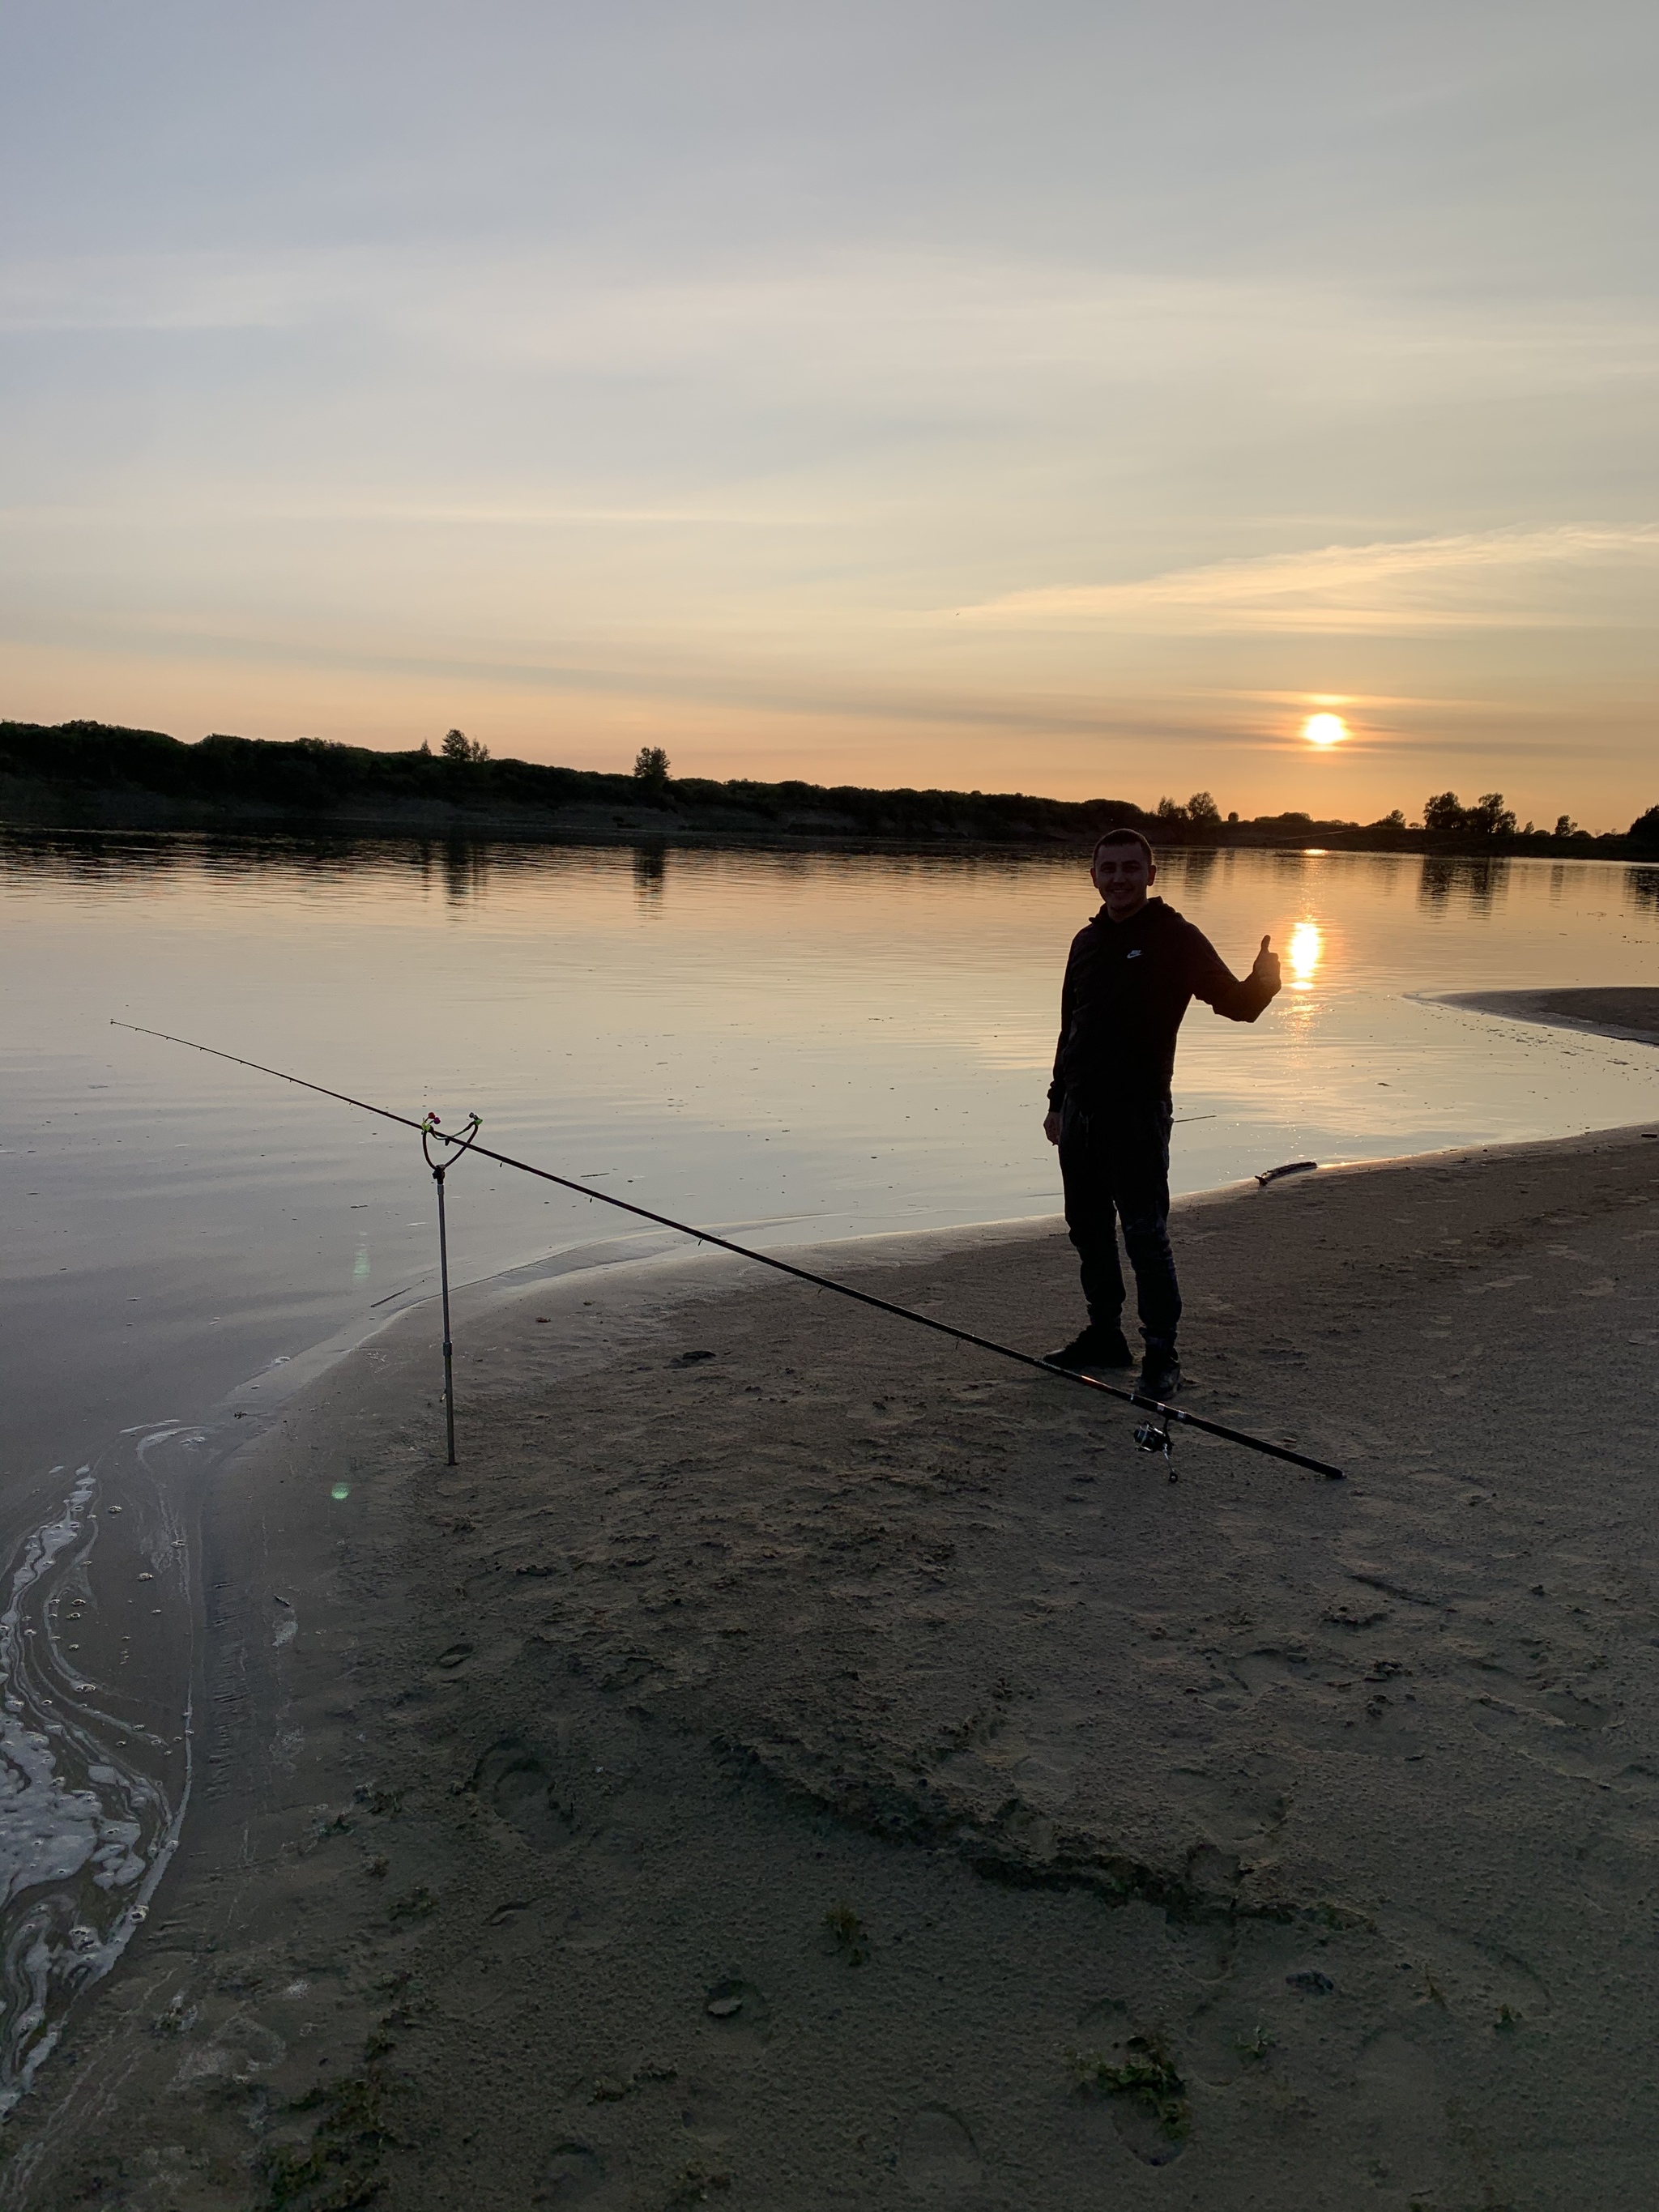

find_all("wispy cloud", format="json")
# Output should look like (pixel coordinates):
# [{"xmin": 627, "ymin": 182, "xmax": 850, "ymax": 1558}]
[
  {"xmin": 0, "ymin": 496, "xmax": 810, "ymax": 531},
  {"xmin": 8, "ymin": 245, "xmax": 1654, "ymax": 399},
  {"xmin": 948, "ymin": 526, "xmax": 1659, "ymax": 637}
]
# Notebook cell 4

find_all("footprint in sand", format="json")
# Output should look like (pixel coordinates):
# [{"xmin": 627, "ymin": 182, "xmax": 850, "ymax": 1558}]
[
  {"xmin": 560, "ymin": 1903, "xmax": 618, "ymax": 1954},
  {"xmin": 1166, "ymin": 1763, "xmax": 1293, "ymax": 1859},
  {"xmin": 1468, "ymin": 1689, "xmax": 1652, "ymax": 1791},
  {"xmin": 898, "ymin": 2105, "xmax": 982, "ymax": 2196},
  {"xmin": 1069, "ymin": 2061, "xmax": 1189, "ymax": 2168},
  {"xmin": 701, "ymin": 1978, "xmax": 770, "ymax": 2042},
  {"xmin": 1066, "ymin": 2003, "xmax": 1190, "ymax": 2167},
  {"xmin": 170, "ymin": 2013, "xmax": 287, "ymax": 2088},
  {"xmin": 472, "ymin": 1741, "xmax": 578, "ymax": 1851},
  {"xmin": 534, "ymin": 2141, "xmax": 608, "ymax": 2206},
  {"xmin": 1354, "ymin": 2029, "xmax": 1448, "ymax": 2195}
]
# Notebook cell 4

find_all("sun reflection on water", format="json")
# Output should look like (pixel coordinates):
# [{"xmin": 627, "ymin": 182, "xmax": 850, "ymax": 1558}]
[{"xmin": 1287, "ymin": 918, "xmax": 1324, "ymax": 989}]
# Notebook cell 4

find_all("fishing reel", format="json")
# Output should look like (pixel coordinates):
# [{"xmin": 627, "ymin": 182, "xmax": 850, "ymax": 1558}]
[{"xmin": 1133, "ymin": 1415, "xmax": 1177, "ymax": 1481}]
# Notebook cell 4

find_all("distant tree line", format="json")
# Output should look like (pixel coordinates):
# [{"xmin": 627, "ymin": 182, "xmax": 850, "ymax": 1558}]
[
  {"xmin": 1125, "ymin": 782, "xmax": 1659, "ymax": 855},
  {"xmin": 2, "ymin": 721, "xmax": 1656, "ymax": 859}
]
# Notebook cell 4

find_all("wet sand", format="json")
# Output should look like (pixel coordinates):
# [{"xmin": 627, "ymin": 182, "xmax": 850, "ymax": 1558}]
[
  {"xmin": 8, "ymin": 1124, "xmax": 1659, "ymax": 2210},
  {"xmin": 1440, "ymin": 985, "xmax": 1659, "ymax": 1046}
]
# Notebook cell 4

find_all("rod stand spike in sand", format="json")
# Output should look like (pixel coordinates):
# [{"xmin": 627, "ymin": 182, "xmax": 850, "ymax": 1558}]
[{"xmin": 420, "ymin": 1112, "xmax": 482, "ymax": 1466}]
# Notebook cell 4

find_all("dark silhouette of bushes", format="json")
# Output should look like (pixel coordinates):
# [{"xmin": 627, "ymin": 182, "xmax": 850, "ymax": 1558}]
[
  {"xmin": 0, "ymin": 720, "xmax": 600, "ymax": 815},
  {"xmin": 0, "ymin": 721, "xmax": 1651, "ymax": 857},
  {"xmin": 0, "ymin": 721, "xmax": 1158, "ymax": 844},
  {"xmin": 1422, "ymin": 790, "xmax": 1518, "ymax": 837}
]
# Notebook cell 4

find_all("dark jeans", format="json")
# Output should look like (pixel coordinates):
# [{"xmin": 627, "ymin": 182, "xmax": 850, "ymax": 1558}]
[{"xmin": 1058, "ymin": 1094, "xmax": 1180, "ymax": 1349}]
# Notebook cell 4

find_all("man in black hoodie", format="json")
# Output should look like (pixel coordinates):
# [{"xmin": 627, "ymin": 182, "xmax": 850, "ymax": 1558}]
[{"xmin": 1043, "ymin": 827, "xmax": 1281, "ymax": 1400}]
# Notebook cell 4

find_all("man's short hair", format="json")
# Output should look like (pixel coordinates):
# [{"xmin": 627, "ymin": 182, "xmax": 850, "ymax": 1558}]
[{"xmin": 1092, "ymin": 826, "xmax": 1154, "ymax": 865}]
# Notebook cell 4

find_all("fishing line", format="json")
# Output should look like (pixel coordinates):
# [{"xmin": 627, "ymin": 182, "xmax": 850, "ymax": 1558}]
[{"xmin": 110, "ymin": 1020, "xmax": 1343, "ymax": 1479}]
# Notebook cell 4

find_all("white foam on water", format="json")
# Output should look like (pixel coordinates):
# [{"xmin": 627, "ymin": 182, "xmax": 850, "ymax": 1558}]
[{"xmin": 0, "ymin": 1457, "xmax": 196, "ymax": 2118}]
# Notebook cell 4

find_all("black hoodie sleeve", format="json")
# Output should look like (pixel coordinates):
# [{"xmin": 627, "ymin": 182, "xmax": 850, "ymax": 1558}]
[
  {"xmin": 1047, "ymin": 940, "xmax": 1078, "ymax": 1107},
  {"xmin": 1182, "ymin": 919, "xmax": 1278, "ymax": 1022}
]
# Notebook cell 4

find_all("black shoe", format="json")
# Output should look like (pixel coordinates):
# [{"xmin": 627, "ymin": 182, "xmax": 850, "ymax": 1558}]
[
  {"xmin": 1137, "ymin": 1345, "xmax": 1183, "ymax": 1400},
  {"xmin": 1044, "ymin": 1323, "xmax": 1135, "ymax": 1373}
]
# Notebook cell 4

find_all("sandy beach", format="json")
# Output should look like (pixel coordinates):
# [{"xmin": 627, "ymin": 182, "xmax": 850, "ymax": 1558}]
[
  {"xmin": 7, "ymin": 1112, "xmax": 1659, "ymax": 2210},
  {"xmin": 1439, "ymin": 986, "xmax": 1659, "ymax": 1046}
]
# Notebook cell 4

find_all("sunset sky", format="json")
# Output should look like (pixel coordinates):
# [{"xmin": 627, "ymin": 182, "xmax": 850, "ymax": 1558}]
[{"xmin": 3, "ymin": 2, "xmax": 1655, "ymax": 826}]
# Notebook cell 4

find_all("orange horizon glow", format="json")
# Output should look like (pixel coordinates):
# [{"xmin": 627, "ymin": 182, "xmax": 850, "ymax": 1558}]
[{"xmin": 0, "ymin": 642, "xmax": 1647, "ymax": 833}]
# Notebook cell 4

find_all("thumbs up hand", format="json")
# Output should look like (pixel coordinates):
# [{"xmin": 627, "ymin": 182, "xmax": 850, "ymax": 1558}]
[{"xmin": 1252, "ymin": 933, "xmax": 1281, "ymax": 993}]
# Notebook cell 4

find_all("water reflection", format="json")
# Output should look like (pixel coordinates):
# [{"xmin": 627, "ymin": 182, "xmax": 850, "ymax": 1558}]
[
  {"xmin": 633, "ymin": 841, "xmax": 667, "ymax": 906},
  {"xmin": 1418, "ymin": 855, "xmax": 1508, "ymax": 912},
  {"xmin": 439, "ymin": 842, "xmax": 490, "ymax": 902},
  {"xmin": 1287, "ymin": 920, "xmax": 1324, "ymax": 990},
  {"xmin": 1180, "ymin": 847, "xmax": 1220, "ymax": 890},
  {"xmin": 6, "ymin": 829, "xmax": 1657, "ymax": 939}
]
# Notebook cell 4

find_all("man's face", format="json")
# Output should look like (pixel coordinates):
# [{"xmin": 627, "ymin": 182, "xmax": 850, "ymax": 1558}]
[{"xmin": 1090, "ymin": 842, "xmax": 1154, "ymax": 918}]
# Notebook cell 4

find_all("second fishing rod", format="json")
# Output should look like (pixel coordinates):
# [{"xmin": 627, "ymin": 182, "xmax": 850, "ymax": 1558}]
[{"xmin": 111, "ymin": 1020, "xmax": 1345, "ymax": 1481}]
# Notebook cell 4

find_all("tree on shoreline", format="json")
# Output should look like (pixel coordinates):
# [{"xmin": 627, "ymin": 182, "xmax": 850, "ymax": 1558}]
[
  {"xmin": 441, "ymin": 727, "xmax": 489, "ymax": 764},
  {"xmin": 1423, "ymin": 791, "xmax": 1516, "ymax": 837}
]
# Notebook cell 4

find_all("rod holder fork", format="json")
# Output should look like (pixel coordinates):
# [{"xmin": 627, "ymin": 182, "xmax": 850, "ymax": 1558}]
[{"xmin": 421, "ymin": 1112, "xmax": 481, "ymax": 1465}]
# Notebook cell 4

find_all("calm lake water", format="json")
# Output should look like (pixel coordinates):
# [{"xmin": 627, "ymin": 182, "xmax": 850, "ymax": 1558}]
[{"xmin": 0, "ymin": 830, "xmax": 1656, "ymax": 2110}]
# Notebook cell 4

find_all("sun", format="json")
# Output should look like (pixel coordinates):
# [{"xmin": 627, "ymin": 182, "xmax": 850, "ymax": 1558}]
[{"xmin": 1303, "ymin": 712, "xmax": 1348, "ymax": 748}]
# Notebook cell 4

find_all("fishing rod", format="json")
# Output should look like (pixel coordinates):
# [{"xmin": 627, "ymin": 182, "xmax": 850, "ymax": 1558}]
[{"xmin": 110, "ymin": 1020, "xmax": 1343, "ymax": 1480}]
